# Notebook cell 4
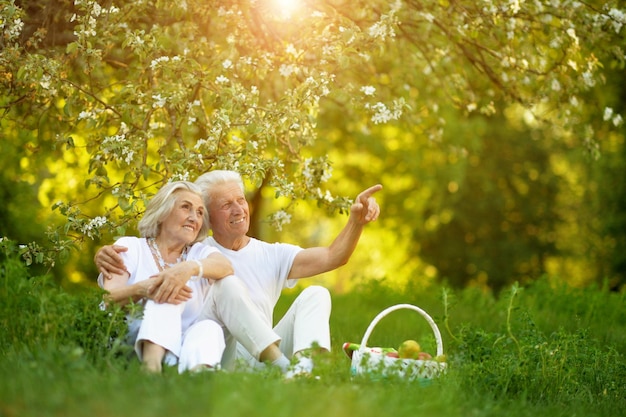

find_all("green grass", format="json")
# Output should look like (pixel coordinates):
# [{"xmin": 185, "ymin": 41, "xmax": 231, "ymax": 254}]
[{"xmin": 1, "ymin": 243, "xmax": 625, "ymax": 417}]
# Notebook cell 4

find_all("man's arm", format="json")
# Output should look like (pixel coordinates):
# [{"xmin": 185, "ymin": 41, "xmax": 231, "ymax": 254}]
[
  {"xmin": 102, "ymin": 270, "xmax": 149, "ymax": 307},
  {"xmin": 95, "ymin": 245, "xmax": 128, "ymax": 280},
  {"xmin": 288, "ymin": 184, "xmax": 382, "ymax": 280}
]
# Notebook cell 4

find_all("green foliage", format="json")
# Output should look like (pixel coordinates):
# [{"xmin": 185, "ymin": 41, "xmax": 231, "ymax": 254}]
[
  {"xmin": 1, "ymin": 248, "xmax": 625, "ymax": 416},
  {"xmin": 0, "ymin": 238, "xmax": 130, "ymax": 367},
  {"xmin": 411, "ymin": 116, "xmax": 562, "ymax": 291},
  {"xmin": 2, "ymin": 0, "xmax": 626, "ymax": 292},
  {"xmin": 451, "ymin": 287, "xmax": 625, "ymax": 404}
]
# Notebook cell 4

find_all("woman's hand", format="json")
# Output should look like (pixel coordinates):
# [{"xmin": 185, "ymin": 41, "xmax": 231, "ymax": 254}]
[
  {"xmin": 149, "ymin": 261, "xmax": 196, "ymax": 304},
  {"xmin": 141, "ymin": 277, "xmax": 192, "ymax": 304}
]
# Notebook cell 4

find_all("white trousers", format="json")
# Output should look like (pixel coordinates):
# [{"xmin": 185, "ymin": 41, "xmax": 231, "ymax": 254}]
[
  {"xmin": 134, "ymin": 300, "xmax": 225, "ymax": 373},
  {"xmin": 200, "ymin": 275, "xmax": 332, "ymax": 370}
]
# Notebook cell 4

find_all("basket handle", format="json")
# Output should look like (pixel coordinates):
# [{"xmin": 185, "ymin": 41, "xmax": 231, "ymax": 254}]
[{"xmin": 359, "ymin": 303, "xmax": 444, "ymax": 357}]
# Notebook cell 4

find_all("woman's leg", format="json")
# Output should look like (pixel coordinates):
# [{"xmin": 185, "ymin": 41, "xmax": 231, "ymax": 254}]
[
  {"xmin": 142, "ymin": 341, "xmax": 166, "ymax": 373},
  {"xmin": 135, "ymin": 300, "xmax": 186, "ymax": 372},
  {"xmin": 178, "ymin": 319, "xmax": 226, "ymax": 373}
]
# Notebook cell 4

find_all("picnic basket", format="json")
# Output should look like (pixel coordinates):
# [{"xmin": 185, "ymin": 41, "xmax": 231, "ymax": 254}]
[{"xmin": 349, "ymin": 303, "xmax": 447, "ymax": 381}]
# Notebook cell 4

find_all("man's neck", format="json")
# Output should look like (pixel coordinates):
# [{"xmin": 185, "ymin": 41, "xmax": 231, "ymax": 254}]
[{"xmin": 213, "ymin": 235, "xmax": 251, "ymax": 251}]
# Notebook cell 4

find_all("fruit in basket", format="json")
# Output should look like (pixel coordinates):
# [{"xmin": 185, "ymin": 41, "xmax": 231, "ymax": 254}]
[
  {"xmin": 386, "ymin": 351, "xmax": 399, "ymax": 358},
  {"xmin": 435, "ymin": 354, "xmax": 447, "ymax": 362},
  {"xmin": 398, "ymin": 340, "xmax": 421, "ymax": 359},
  {"xmin": 418, "ymin": 352, "xmax": 432, "ymax": 360}
]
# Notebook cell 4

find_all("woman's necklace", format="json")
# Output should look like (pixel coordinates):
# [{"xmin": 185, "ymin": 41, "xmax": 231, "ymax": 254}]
[{"xmin": 148, "ymin": 237, "xmax": 189, "ymax": 271}]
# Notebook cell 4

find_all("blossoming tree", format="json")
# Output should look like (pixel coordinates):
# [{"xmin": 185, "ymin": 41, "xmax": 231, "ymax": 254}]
[{"xmin": 1, "ymin": 0, "xmax": 624, "ymax": 271}]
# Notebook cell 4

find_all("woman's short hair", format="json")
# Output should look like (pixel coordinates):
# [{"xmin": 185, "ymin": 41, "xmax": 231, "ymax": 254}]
[
  {"xmin": 194, "ymin": 170, "xmax": 244, "ymax": 208},
  {"xmin": 137, "ymin": 181, "xmax": 210, "ymax": 242}
]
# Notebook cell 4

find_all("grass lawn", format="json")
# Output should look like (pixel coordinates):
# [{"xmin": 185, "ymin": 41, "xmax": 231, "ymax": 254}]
[{"xmin": 1, "ymin": 254, "xmax": 625, "ymax": 417}]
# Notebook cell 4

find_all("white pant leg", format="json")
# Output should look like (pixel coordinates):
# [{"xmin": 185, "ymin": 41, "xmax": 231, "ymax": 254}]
[
  {"xmin": 177, "ymin": 319, "xmax": 225, "ymax": 373},
  {"xmin": 199, "ymin": 275, "xmax": 281, "ymax": 368},
  {"xmin": 273, "ymin": 286, "xmax": 332, "ymax": 357},
  {"xmin": 135, "ymin": 300, "xmax": 185, "ymax": 361}
]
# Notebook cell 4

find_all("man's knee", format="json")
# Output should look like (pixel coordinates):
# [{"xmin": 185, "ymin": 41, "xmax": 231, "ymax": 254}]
[
  {"xmin": 300, "ymin": 285, "xmax": 331, "ymax": 309},
  {"xmin": 213, "ymin": 274, "xmax": 247, "ymax": 298}
]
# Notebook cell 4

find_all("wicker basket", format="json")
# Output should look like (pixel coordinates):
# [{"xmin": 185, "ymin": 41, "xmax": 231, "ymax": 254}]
[{"xmin": 350, "ymin": 304, "xmax": 447, "ymax": 381}]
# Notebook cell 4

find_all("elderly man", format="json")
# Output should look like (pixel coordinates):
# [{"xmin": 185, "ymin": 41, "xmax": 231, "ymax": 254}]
[{"xmin": 96, "ymin": 170, "xmax": 382, "ymax": 377}]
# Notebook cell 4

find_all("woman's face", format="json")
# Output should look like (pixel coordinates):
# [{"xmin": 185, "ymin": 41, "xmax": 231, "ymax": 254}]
[{"xmin": 159, "ymin": 190, "xmax": 205, "ymax": 244}]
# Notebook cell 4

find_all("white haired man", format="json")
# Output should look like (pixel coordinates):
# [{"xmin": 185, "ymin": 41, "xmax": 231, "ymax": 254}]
[{"xmin": 96, "ymin": 170, "xmax": 382, "ymax": 377}]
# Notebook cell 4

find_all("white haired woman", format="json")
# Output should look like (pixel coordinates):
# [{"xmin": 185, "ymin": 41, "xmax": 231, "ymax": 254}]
[{"xmin": 98, "ymin": 180, "xmax": 234, "ymax": 373}]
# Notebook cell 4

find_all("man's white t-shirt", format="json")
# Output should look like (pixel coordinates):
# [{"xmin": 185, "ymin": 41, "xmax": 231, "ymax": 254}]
[{"xmin": 203, "ymin": 236, "xmax": 302, "ymax": 327}]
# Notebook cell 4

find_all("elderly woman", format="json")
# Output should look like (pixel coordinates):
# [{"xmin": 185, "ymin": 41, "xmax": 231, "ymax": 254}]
[{"xmin": 98, "ymin": 180, "xmax": 234, "ymax": 373}]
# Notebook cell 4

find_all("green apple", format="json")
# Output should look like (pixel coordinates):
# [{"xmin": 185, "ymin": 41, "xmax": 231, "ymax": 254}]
[{"xmin": 398, "ymin": 340, "xmax": 421, "ymax": 359}]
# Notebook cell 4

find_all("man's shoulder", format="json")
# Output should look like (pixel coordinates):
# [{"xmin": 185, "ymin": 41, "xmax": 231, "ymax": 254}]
[
  {"xmin": 250, "ymin": 237, "xmax": 302, "ymax": 254},
  {"xmin": 201, "ymin": 236, "xmax": 301, "ymax": 254}
]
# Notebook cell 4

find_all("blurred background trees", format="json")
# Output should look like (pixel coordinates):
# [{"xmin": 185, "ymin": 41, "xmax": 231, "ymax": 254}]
[{"xmin": 1, "ymin": 0, "xmax": 625, "ymax": 291}]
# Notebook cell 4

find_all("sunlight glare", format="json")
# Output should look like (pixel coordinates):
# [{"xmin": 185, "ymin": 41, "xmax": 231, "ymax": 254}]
[{"xmin": 270, "ymin": 0, "xmax": 301, "ymax": 18}]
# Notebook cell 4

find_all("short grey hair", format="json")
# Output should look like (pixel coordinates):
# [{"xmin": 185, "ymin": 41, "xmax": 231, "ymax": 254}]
[
  {"xmin": 194, "ymin": 170, "xmax": 245, "ymax": 208},
  {"xmin": 137, "ymin": 181, "xmax": 210, "ymax": 242}
]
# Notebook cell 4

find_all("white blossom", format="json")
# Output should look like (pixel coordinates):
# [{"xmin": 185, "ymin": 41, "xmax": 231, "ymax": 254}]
[
  {"xmin": 82, "ymin": 216, "xmax": 107, "ymax": 239},
  {"xmin": 508, "ymin": 0, "xmax": 521, "ymax": 14},
  {"xmin": 566, "ymin": 28, "xmax": 579, "ymax": 46},
  {"xmin": 360, "ymin": 86, "xmax": 376, "ymax": 96},
  {"xmin": 368, "ymin": 100, "xmax": 403, "ymax": 124},
  {"xmin": 608, "ymin": 8, "xmax": 626, "ymax": 33},
  {"xmin": 152, "ymin": 94, "xmax": 166, "ymax": 108},
  {"xmin": 279, "ymin": 64, "xmax": 298, "ymax": 77},
  {"xmin": 124, "ymin": 150, "xmax": 135, "ymax": 165},
  {"xmin": 368, "ymin": 20, "xmax": 395, "ymax": 40},
  {"xmin": 150, "ymin": 56, "xmax": 170, "ymax": 70},
  {"xmin": 420, "ymin": 12, "xmax": 435, "ymax": 23},
  {"xmin": 172, "ymin": 172, "xmax": 191, "ymax": 181},
  {"xmin": 39, "ymin": 74, "xmax": 52, "ymax": 90},
  {"xmin": 582, "ymin": 71, "xmax": 595, "ymax": 87},
  {"xmin": 78, "ymin": 111, "xmax": 94, "ymax": 120},
  {"xmin": 285, "ymin": 44, "xmax": 301, "ymax": 57},
  {"xmin": 270, "ymin": 210, "xmax": 292, "ymax": 231},
  {"xmin": 5, "ymin": 18, "xmax": 24, "ymax": 39}
]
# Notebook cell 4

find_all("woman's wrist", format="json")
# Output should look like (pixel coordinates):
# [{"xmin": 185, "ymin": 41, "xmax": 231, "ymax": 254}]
[{"xmin": 190, "ymin": 259, "xmax": 203, "ymax": 281}]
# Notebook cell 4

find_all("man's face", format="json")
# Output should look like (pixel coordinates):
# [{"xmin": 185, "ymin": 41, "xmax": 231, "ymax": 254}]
[{"xmin": 207, "ymin": 181, "xmax": 250, "ymax": 240}]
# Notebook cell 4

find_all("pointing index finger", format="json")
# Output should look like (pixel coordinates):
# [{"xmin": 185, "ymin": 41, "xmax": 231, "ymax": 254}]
[{"xmin": 358, "ymin": 184, "xmax": 383, "ymax": 201}]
